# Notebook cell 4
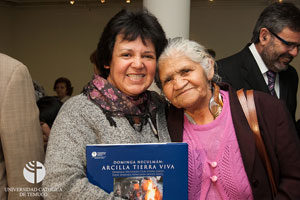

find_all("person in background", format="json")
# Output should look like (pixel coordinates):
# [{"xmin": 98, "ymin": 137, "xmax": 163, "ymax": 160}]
[
  {"xmin": 0, "ymin": 53, "xmax": 44, "ymax": 200},
  {"xmin": 156, "ymin": 37, "xmax": 300, "ymax": 199},
  {"xmin": 42, "ymin": 9, "xmax": 170, "ymax": 199},
  {"xmin": 53, "ymin": 77, "xmax": 73, "ymax": 103},
  {"xmin": 37, "ymin": 96, "xmax": 62, "ymax": 151},
  {"xmin": 217, "ymin": 2, "xmax": 300, "ymax": 136},
  {"xmin": 33, "ymin": 80, "xmax": 46, "ymax": 101}
]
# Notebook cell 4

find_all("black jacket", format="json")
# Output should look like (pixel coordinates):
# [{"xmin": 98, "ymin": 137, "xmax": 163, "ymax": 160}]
[{"xmin": 217, "ymin": 45, "xmax": 298, "ymax": 123}]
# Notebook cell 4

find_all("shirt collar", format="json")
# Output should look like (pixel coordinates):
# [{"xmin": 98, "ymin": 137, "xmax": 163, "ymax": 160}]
[{"xmin": 248, "ymin": 43, "xmax": 269, "ymax": 74}]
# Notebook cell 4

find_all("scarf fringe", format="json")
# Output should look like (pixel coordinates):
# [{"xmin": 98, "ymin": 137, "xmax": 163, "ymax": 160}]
[{"xmin": 104, "ymin": 112, "xmax": 117, "ymax": 127}]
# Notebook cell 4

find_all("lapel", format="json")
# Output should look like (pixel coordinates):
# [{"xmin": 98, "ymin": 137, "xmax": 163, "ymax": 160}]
[
  {"xmin": 278, "ymin": 70, "xmax": 288, "ymax": 102},
  {"xmin": 240, "ymin": 46, "xmax": 270, "ymax": 94},
  {"xmin": 226, "ymin": 84, "xmax": 256, "ymax": 179}
]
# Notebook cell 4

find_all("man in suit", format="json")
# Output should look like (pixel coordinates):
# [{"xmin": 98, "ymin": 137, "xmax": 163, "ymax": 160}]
[
  {"xmin": 0, "ymin": 53, "xmax": 44, "ymax": 199},
  {"xmin": 217, "ymin": 2, "xmax": 300, "ymax": 125}
]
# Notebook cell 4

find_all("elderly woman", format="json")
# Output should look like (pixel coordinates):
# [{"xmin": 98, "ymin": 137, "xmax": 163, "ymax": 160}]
[
  {"xmin": 156, "ymin": 38, "xmax": 300, "ymax": 199},
  {"xmin": 42, "ymin": 9, "xmax": 170, "ymax": 199}
]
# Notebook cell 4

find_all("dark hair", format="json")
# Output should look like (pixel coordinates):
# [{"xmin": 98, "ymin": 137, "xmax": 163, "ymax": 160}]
[
  {"xmin": 33, "ymin": 80, "xmax": 46, "ymax": 101},
  {"xmin": 90, "ymin": 49, "xmax": 99, "ymax": 68},
  {"xmin": 207, "ymin": 49, "xmax": 216, "ymax": 58},
  {"xmin": 53, "ymin": 77, "xmax": 73, "ymax": 96},
  {"xmin": 96, "ymin": 9, "xmax": 167, "ymax": 79},
  {"xmin": 251, "ymin": 2, "xmax": 300, "ymax": 43},
  {"xmin": 37, "ymin": 96, "xmax": 62, "ymax": 128}
]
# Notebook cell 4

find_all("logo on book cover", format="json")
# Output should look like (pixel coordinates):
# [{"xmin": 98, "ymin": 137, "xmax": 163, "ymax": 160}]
[
  {"xmin": 92, "ymin": 151, "xmax": 97, "ymax": 157},
  {"xmin": 91, "ymin": 151, "xmax": 106, "ymax": 159},
  {"xmin": 23, "ymin": 161, "xmax": 46, "ymax": 184}
]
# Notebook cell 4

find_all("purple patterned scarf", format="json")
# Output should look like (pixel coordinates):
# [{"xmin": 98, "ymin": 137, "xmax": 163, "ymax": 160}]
[{"xmin": 83, "ymin": 75, "xmax": 159, "ymax": 130}]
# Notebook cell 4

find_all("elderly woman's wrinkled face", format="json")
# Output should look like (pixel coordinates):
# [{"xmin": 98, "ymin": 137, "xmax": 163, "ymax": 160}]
[
  {"xmin": 106, "ymin": 34, "xmax": 156, "ymax": 97},
  {"xmin": 159, "ymin": 56, "xmax": 213, "ymax": 110}
]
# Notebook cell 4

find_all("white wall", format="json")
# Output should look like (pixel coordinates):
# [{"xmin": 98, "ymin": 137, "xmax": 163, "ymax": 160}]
[
  {"xmin": 1, "ymin": 1, "xmax": 300, "ymax": 119},
  {"xmin": 190, "ymin": 1, "xmax": 262, "ymax": 59},
  {"xmin": 0, "ymin": 5, "xmax": 13, "ymax": 55},
  {"xmin": 1, "ymin": 2, "xmax": 143, "ymax": 96}
]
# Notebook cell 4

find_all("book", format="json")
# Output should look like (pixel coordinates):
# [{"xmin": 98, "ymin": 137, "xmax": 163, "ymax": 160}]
[{"xmin": 86, "ymin": 143, "xmax": 188, "ymax": 200}]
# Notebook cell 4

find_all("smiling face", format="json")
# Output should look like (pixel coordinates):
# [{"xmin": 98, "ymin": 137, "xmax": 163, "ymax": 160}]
[
  {"xmin": 260, "ymin": 27, "xmax": 300, "ymax": 72},
  {"xmin": 106, "ymin": 34, "xmax": 156, "ymax": 97},
  {"xmin": 159, "ymin": 55, "xmax": 214, "ymax": 112}
]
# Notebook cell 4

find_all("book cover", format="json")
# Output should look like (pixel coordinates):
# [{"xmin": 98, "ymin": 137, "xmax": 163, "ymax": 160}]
[{"xmin": 86, "ymin": 143, "xmax": 188, "ymax": 200}]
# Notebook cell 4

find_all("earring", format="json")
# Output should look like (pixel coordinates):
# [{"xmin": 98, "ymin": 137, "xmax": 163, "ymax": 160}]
[
  {"xmin": 209, "ymin": 97, "xmax": 222, "ymax": 119},
  {"xmin": 208, "ymin": 83, "xmax": 223, "ymax": 119}
]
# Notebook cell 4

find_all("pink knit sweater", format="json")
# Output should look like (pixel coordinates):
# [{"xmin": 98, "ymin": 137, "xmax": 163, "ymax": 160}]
[{"xmin": 183, "ymin": 90, "xmax": 253, "ymax": 200}]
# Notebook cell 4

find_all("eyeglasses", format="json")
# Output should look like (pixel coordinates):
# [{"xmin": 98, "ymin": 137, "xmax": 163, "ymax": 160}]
[{"xmin": 268, "ymin": 29, "xmax": 300, "ymax": 51}]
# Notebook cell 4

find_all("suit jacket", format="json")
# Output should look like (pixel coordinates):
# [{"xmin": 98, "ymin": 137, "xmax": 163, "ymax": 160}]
[
  {"xmin": 216, "ymin": 45, "xmax": 298, "ymax": 122},
  {"xmin": 0, "ymin": 53, "xmax": 44, "ymax": 200},
  {"xmin": 167, "ymin": 83, "xmax": 300, "ymax": 200}
]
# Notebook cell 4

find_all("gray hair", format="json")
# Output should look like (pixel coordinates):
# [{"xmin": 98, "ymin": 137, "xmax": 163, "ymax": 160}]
[
  {"xmin": 251, "ymin": 2, "xmax": 300, "ymax": 43},
  {"xmin": 155, "ymin": 37, "xmax": 221, "ymax": 89}
]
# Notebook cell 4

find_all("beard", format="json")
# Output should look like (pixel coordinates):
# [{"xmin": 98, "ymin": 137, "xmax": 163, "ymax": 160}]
[{"xmin": 260, "ymin": 42, "xmax": 293, "ymax": 72}]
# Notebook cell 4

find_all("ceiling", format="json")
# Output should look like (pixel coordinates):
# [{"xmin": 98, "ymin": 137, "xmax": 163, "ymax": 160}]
[
  {"xmin": 1, "ymin": 0, "xmax": 135, "ymax": 6},
  {"xmin": 0, "ymin": 0, "xmax": 137, "ymax": 6},
  {"xmin": 0, "ymin": 0, "xmax": 297, "ymax": 7}
]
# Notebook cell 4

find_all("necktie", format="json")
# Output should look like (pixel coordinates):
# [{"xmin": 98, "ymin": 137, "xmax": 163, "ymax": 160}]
[{"xmin": 266, "ymin": 70, "xmax": 277, "ymax": 97}]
